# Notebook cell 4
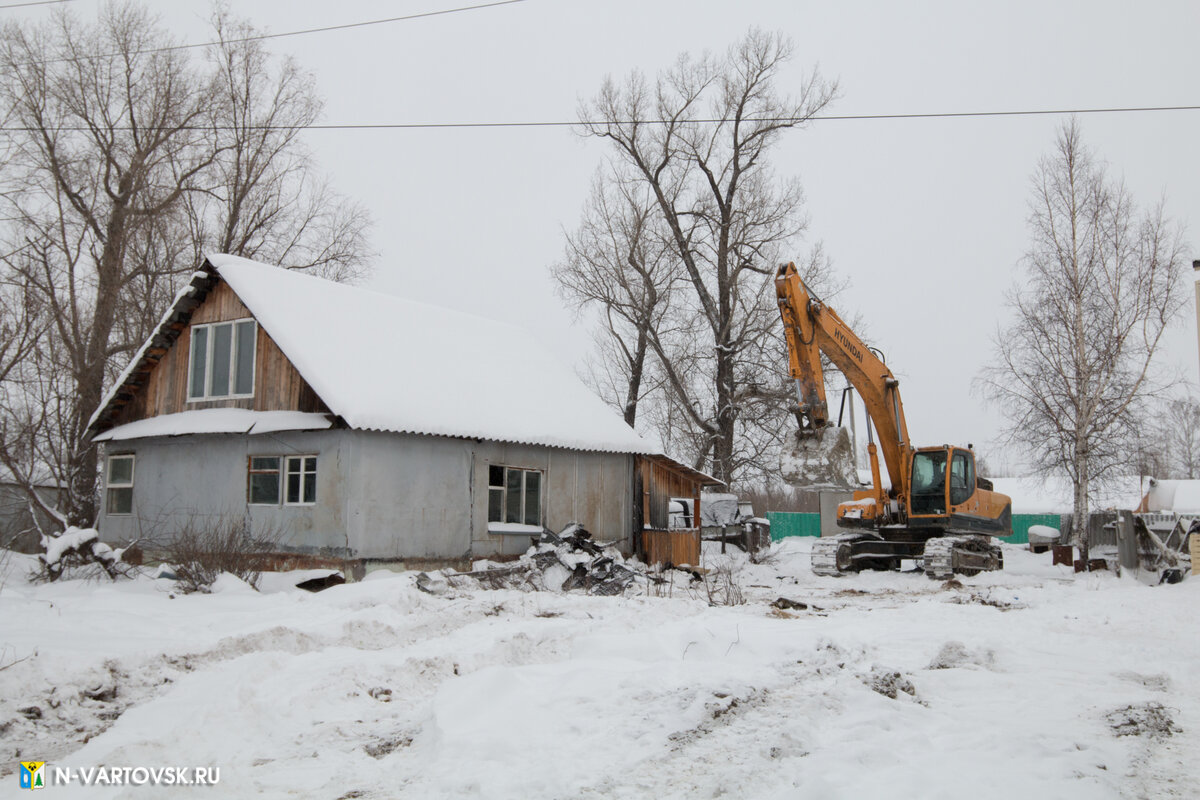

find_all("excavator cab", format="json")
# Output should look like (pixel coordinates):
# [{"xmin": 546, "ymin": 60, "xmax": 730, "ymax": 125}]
[{"xmin": 908, "ymin": 446, "xmax": 975, "ymax": 517}]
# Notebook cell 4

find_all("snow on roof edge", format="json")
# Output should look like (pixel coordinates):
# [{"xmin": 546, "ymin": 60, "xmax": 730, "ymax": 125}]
[{"xmin": 94, "ymin": 409, "xmax": 334, "ymax": 442}]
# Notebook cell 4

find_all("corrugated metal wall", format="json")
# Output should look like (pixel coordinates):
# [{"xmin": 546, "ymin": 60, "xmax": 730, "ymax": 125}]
[
  {"xmin": 765, "ymin": 511, "xmax": 1066, "ymax": 544},
  {"xmin": 766, "ymin": 512, "xmax": 821, "ymax": 540},
  {"xmin": 1009, "ymin": 514, "xmax": 1065, "ymax": 544}
]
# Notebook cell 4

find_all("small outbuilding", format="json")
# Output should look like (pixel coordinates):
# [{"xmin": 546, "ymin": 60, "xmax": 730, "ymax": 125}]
[{"xmin": 88, "ymin": 255, "xmax": 719, "ymax": 569}]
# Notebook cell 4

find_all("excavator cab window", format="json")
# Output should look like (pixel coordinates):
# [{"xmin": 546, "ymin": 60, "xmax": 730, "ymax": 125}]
[
  {"xmin": 949, "ymin": 450, "xmax": 974, "ymax": 506},
  {"xmin": 909, "ymin": 450, "xmax": 948, "ymax": 514}
]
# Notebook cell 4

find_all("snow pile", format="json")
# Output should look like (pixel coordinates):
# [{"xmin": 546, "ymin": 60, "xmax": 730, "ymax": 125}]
[
  {"xmin": 38, "ymin": 528, "xmax": 125, "ymax": 581},
  {"xmin": 1, "ymin": 539, "xmax": 1198, "ymax": 798}
]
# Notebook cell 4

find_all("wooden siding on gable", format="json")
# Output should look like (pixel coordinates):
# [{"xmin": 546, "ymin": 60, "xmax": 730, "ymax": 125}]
[{"xmin": 109, "ymin": 280, "xmax": 328, "ymax": 428}]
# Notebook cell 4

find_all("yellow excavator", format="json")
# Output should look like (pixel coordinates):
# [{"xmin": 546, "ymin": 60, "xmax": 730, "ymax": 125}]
[{"xmin": 774, "ymin": 262, "xmax": 1012, "ymax": 579}]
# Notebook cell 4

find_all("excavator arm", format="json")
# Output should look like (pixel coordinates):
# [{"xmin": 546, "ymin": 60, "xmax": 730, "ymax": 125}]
[{"xmin": 774, "ymin": 261, "xmax": 913, "ymax": 503}]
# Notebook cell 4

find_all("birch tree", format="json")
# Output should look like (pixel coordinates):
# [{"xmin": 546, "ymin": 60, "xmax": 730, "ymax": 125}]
[
  {"xmin": 980, "ymin": 120, "xmax": 1187, "ymax": 563},
  {"xmin": 576, "ymin": 29, "xmax": 839, "ymax": 484}
]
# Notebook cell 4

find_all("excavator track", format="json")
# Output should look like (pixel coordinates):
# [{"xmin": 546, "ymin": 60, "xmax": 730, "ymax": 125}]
[
  {"xmin": 811, "ymin": 533, "xmax": 876, "ymax": 576},
  {"xmin": 922, "ymin": 535, "xmax": 1004, "ymax": 580}
]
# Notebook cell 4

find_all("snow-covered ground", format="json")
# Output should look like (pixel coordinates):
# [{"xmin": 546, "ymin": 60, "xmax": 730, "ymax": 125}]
[{"xmin": 1, "ymin": 540, "xmax": 1196, "ymax": 799}]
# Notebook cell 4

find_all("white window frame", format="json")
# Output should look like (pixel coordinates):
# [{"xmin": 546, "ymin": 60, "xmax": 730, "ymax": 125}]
[
  {"xmin": 487, "ymin": 465, "xmax": 542, "ymax": 529},
  {"xmin": 106, "ymin": 454, "xmax": 135, "ymax": 516},
  {"xmin": 187, "ymin": 319, "xmax": 257, "ymax": 401},
  {"xmin": 284, "ymin": 455, "xmax": 318, "ymax": 506}
]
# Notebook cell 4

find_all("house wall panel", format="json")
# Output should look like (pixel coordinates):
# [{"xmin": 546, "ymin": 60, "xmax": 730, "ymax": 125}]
[
  {"xmin": 97, "ymin": 429, "xmax": 636, "ymax": 563},
  {"xmin": 97, "ymin": 430, "xmax": 352, "ymax": 556},
  {"xmin": 473, "ymin": 442, "xmax": 633, "ymax": 557}
]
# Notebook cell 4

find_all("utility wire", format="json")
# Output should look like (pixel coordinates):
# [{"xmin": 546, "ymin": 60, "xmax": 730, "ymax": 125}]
[
  {"xmin": 21, "ymin": 0, "xmax": 525, "ymax": 64},
  {"xmin": 0, "ymin": 104, "xmax": 1195, "ymax": 132},
  {"xmin": 0, "ymin": 0, "xmax": 73, "ymax": 9}
]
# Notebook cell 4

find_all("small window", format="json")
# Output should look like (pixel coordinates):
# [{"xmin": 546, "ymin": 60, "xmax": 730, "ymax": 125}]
[
  {"xmin": 188, "ymin": 319, "xmax": 256, "ymax": 400},
  {"xmin": 949, "ymin": 451, "xmax": 974, "ymax": 506},
  {"xmin": 487, "ymin": 465, "xmax": 542, "ymax": 526},
  {"xmin": 106, "ymin": 455, "xmax": 135, "ymax": 515},
  {"xmin": 248, "ymin": 457, "xmax": 281, "ymax": 505},
  {"xmin": 285, "ymin": 456, "xmax": 317, "ymax": 505}
]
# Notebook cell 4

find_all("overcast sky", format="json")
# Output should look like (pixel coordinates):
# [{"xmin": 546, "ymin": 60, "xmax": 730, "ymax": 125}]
[{"xmin": 17, "ymin": 0, "xmax": 1200, "ymax": 473}]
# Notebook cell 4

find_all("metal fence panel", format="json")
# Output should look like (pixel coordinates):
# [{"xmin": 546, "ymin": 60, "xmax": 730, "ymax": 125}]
[{"xmin": 766, "ymin": 512, "xmax": 822, "ymax": 540}]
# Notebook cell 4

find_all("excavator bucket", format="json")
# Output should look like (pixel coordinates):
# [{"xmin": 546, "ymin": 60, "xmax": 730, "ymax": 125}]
[{"xmin": 780, "ymin": 425, "xmax": 857, "ymax": 489}]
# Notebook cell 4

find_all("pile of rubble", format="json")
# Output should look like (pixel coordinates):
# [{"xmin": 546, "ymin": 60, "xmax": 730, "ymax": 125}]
[{"xmin": 417, "ymin": 524, "xmax": 665, "ymax": 597}]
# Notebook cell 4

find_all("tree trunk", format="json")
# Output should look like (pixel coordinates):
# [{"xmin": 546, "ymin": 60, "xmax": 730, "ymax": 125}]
[
  {"xmin": 623, "ymin": 327, "xmax": 648, "ymax": 426},
  {"xmin": 71, "ymin": 206, "xmax": 130, "ymax": 526},
  {"xmin": 1072, "ymin": 448, "xmax": 1089, "ymax": 566},
  {"xmin": 712, "ymin": 342, "xmax": 736, "ymax": 484}
]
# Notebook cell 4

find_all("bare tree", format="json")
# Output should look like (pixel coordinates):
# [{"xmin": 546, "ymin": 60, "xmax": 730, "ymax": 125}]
[
  {"xmin": 0, "ymin": 4, "xmax": 223, "ymax": 524},
  {"xmin": 553, "ymin": 171, "xmax": 680, "ymax": 425},
  {"xmin": 979, "ymin": 119, "xmax": 1187, "ymax": 563},
  {"xmin": 577, "ymin": 29, "xmax": 839, "ymax": 484},
  {"xmin": 0, "ymin": 3, "xmax": 372, "ymax": 529},
  {"xmin": 183, "ymin": 10, "xmax": 371, "ymax": 281},
  {"xmin": 1155, "ymin": 394, "xmax": 1200, "ymax": 479}
]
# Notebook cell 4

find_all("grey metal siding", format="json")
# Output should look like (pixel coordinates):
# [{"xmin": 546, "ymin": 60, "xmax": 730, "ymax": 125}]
[{"xmin": 97, "ymin": 430, "xmax": 634, "ymax": 562}]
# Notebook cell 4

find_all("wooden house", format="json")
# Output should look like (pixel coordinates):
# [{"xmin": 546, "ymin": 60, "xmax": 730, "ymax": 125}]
[{"xmin": 87, "ymin": 255, "xmax": 719, "ymax": 570}]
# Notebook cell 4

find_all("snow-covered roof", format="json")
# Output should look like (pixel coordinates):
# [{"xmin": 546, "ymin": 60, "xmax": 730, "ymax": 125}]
[
  {"xmin": 1141, "ymin": 479, "xmax": 1200, "ymax": 513},
  {"xmin": 989, "ymin": 475, "xmax": 1146, "ymax": 515},
  {"xmin": 93, "ymin": 409, "xmax": 333, "ymax": 442},
  {"xmin": 93, "ymin": 255, "xmax": 661, "ymax": 457}
]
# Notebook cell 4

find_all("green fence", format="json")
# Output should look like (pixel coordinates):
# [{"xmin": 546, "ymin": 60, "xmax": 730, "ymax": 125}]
[
  {"xmin": 1008, "ymin": 513, "xmax": 1062, "ymax": 545},
  {"xmin": 765, "ymin": 511, "xmax": 1061, "ymax": 544},
  {"xmin": 766, "ymin": 512, "xmax": 821, "ymax": 540}
]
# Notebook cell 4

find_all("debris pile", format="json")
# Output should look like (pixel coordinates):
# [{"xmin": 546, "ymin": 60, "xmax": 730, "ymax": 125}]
[
  {"xmin": 1106, "ymin": 702, "xmax": 1180, "ymax": 739},
  {"xmin": 417, "ymin": 524, "xmax": 663, "ymax": 597}
]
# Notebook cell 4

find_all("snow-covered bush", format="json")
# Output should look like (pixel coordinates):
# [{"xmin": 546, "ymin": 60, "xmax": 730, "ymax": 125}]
[
  {"xmin": 35, "ymin": 527, "xmax": 128, "ymax": 582},
  {"xmin": 167, "ymin": 517, "xmax": 281, "ymax": 593}
]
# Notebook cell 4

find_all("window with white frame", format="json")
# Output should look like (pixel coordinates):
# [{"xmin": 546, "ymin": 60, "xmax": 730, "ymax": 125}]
[
  {"xmin": 487, "ymin": 465, "xmax": 541, "ymax": 526},
  {"xmin": 247, "ymin": 456, "xmax": 281, "ymax": 505},
  {"xmin": 246, "ymin": 455, "xmax": 316, "ymax": 506},
  {"xmin": 188, "ymin": 319, "xmax": 257, "ymax": 400},
  {"xmin": 285, "ymin": 455, "xmax": 317, "ymax": 505},
  {"xmin": 106, "ymin": 454, "xmax": 135, "ymax": 515}
]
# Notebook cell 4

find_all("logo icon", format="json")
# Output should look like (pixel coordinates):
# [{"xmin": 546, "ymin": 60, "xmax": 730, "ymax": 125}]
[{"xmin": 19, "ymin": 762, "xmax": 45, "ymax": 790}]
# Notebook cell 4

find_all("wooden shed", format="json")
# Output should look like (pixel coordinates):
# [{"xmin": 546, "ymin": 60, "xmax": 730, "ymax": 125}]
[{"xmin": 634, "ymin": 455, "xmax": 723, "ymax": 568}]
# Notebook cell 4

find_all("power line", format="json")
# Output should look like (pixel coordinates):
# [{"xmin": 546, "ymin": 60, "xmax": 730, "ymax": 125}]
[
  {"xmin": 0, "ymin": 104, "xmax": 1195, "ymax": 133},
  {"xmin": 0, "ymin": 0, "xmax": 73, "ymax": 9},
  {"xmin": 297, "ymin": 104, "xmax": 1200, "ymax": 129},
  {"xmin": 155, "ymin": 0, "xmax": 525, "ymax": 54},
  {"xmin": 22, "ymin": 0, "xmax": 525, "ymax": 64}
]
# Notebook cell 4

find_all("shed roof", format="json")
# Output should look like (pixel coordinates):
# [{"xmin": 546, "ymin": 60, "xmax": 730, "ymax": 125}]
[{"xmin": 90, "ymin": 255, "xmax": 665, "ymax": 457}]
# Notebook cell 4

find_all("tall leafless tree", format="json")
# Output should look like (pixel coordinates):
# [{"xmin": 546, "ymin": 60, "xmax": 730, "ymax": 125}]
[
  {"xmin": 979, "ymin": 119, "xmax": 1187, "ymax": 563},
  {"xmin": 0, "ymin": 3, "xmax": 372, "ymax": 528},
  {"xmin": 183, "ymin": 10, "xmax": 371, "ymax": 281},
  {"xmin": 0, "ymin": 4, "xmax": 224, "ymax": 524},
  {"xmin": 576, "ymin": 29, "xmax": 839, "ymax": 484},
  {"xmin": 553, "ymin": 171, "xmax": 680, "ymax": 425},
  {"xmin": 1155, "ymin": 394, "xmax": 1200, "ymax": 479}
]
